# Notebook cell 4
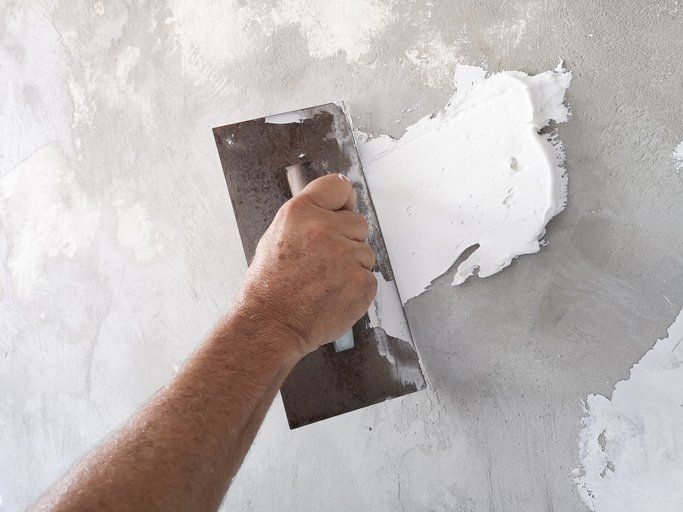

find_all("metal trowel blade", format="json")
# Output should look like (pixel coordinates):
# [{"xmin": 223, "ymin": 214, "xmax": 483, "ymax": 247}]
[{"xmin": 213, "ymin": 102, "xmax": 426, "ymax": 429}]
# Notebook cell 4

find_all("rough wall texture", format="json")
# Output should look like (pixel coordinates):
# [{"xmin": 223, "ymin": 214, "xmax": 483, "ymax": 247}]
[{"xmin": 1, "ymin": 1, "xmax": 681, "ymax": 511}]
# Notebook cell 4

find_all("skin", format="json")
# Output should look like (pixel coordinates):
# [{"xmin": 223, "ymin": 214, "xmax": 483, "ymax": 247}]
[{"xmin": 32, "ymin": 174, "xmax": 377, "ymax": 512}]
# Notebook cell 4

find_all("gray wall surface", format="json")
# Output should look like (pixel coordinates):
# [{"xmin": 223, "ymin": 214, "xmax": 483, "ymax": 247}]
[{"xmin": 1, "ymin": 1, "xmax": 681, "ymax": 510}]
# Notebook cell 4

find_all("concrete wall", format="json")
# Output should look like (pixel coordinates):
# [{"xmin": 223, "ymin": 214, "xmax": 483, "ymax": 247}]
[{"xmin": 1, "ymin": 1, "xmax": 681, "ymax": 510}]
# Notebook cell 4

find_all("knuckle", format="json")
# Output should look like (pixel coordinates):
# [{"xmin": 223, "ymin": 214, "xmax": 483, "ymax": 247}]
[
  {"xmin": 305, "ymin": 221, "xmax": 328, "ymax": 240},
  {"xmin": 364, "ymin": 272, "xmax": 378, "ymax": 303},
  {"xmin": 369, "ymin": 255, "xmax": 377, "ymax": 269},
  {"xmin": 278, "ymin": 198, "xmax": 300, "ymax": 221},
  {"xmin": 351, "ymin": 269, "xmax": 367, "ymax": 288},
  {"xmin": 334, "ymin": 174, "xmax": 354, "ymax": 196},
  {"xmin": 334, "ymin": 172, "xmax": 351, "ymax": 187},
  {"xmin": 358, "ymin": 248, "xmax": 375, "ymax": 269},
  {"xmin": 288, "ymin": 196, "xmax": 308, "ymax": 212},
  {"xmin": 357, "ymin": 215, "xmax": 370, "ymax": 237}
]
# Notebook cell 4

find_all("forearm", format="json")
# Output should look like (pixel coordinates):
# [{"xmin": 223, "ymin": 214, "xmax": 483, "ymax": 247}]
[
  {"xmin": 34, "ymin": 311, "xmax": 300, "ymax": 512},
  {"xmin": 33, "ymin": 174, "xmax": 375, "ymax": 511}
]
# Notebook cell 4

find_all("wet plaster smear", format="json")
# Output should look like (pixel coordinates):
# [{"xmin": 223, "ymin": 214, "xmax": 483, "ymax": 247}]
[
  {"xmin": 361, "ymin": 64, "xmax": 571, "ymax": 303},
  {"xmin": 576, "ymin": 308, "xmax": 683, "ymax": 511},
  {"xmin": 572, "ymin": 141, "xmax": 683, "ymax": 512}
]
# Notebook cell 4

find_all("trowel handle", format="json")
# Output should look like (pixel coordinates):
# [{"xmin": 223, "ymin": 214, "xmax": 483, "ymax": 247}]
[
  {"xmin": 285, "ymin": 163, "xmax": 309, "ymax": 195},
  {"xmin": 284, "ymin": 163, "xmax": 355, "ymax": 353}
]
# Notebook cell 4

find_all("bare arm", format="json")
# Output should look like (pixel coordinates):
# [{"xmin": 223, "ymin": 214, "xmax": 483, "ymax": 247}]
[{"xmin": 33, "ymin": 174, "xmax": 377, "ymax": 511}]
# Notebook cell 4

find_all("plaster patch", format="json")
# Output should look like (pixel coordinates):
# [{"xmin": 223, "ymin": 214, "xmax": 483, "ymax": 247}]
[
  {"xmin": 174, "ymin": 1, "xmax": 270, "ymax": 68},
  {"xmin": 404, "ymin": 31, "xmax": 469, "ymax": 89},
  {"xmin": 576, "ymin": 308, "xmax": 683, "ymax": 511},
  {"xmin": 673, "ymin": 139, "xmax": 683, "ymax": 170},
  {"xmin": 359, "ymin": 64, "xmax": 571, "ymax": 302},
  {"xmin": 115, "ymin": 46, "xmax": 141, "ymax": 88},
  {"xmin": 0, "ymin": 7, "xmax": 74, "ymax": 177},
  {"xmin": 113, "ymin": 199, "xmax": 163, "ymax": 263},
  {"xmin": 0, "ymin": 145, "xmax": 100, "ymax": 299},
  {"xmin": 271, "ymin": 0, "xmax": 395, "ymax": 62},
  {"xmin": 174, "ymin": 0, "xmax": 393, "ymax": 77}
]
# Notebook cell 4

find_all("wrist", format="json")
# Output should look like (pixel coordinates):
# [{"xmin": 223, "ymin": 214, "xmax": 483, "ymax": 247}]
[{"xmin": 216, "ymin": 305, "xmax": 305, "ymax": 369}]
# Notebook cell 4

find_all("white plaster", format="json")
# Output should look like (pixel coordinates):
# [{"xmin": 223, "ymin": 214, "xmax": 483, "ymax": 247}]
[
  {"xmin": 271, "ymin": 0, "xmax": 395, "ymax": 62},
  {"xmin": 576, "ymin": 307, "xmax": 683, "ymax": 511},
  {"xmin": 367, "ymin": 271, "xmax": 412, "ymax": 342},
  {"xmin": 0, "ymin": 7, "xmax": 74, "ymax": 177},
  {"xmin": 359, "ymin": 65, "xmax": 571, "ymax": 302},
  {"xmin": 113, "ymin": 199, "xmax": 163, "ymax": 263},
  {"xmin": 404, "ymin": 31, "xmax": 469, "ymax": 89},
  {"xmin": 265, "ymin": 110, "xmax": 313, "ymax": 124},
  {"xmin": 673, "ymin": 139, "xmax": 683, "ymax": 170},
  {"xmin": 174, "ymin": 1, "xmax": 270, "ymax": 68},
  {"xmin": 451, "ymin": 64, "xmax": 486, "ymax": 94},
  {"xmin": 366, "ymin": 272, "xmax": 425, "ymax": 388},
  {"xmin": 0, "ymin": 145, "xmax": 101, "ymax": 299},
  {"xmin": 115, "ymin": 46, "xmax": 141, "ymax": 87},
  {"xmin": 174, "ymin": 0, "xmax": 393, "ymax": 77}
]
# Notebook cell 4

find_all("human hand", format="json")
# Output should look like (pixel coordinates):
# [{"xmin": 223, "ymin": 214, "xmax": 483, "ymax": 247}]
[{"xmin": 233, "ymin": 174, "xmax": 377, "ymax": 358}]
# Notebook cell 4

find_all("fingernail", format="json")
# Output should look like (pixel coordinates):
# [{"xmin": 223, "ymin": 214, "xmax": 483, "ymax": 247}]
[{"xmin": 337, "ymin": 173, "xmax": 350, "ymax": 181}]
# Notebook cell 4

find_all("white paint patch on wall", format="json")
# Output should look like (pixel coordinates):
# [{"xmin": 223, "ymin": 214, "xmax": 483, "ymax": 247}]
[
  {"xmin": 359, "ymin": 64, "xmax": 571, "ymax": 303},
  {"xmin": 576, "ymin": 308, "xmax": 683, "ymax": 511}
]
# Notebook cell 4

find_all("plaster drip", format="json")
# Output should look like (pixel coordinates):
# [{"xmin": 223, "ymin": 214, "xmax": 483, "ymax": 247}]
[
  {"xmin": 576, "ymin": 307, "xmax": 683, "ymax": 511},
  {"xmin": 359, "ymin": 64, "xmax": 572, "ymax": 303}
]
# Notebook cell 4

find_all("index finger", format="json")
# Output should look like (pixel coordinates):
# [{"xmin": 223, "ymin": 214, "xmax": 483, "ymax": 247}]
[{"xmin": 299, "ymin": 173, "xmax": 357, "ymax": 212}]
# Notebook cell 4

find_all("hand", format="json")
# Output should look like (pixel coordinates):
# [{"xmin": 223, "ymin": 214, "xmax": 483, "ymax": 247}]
[{"xmin": 232, "ymin": 174, "xmax": 377, "ymax": 358}]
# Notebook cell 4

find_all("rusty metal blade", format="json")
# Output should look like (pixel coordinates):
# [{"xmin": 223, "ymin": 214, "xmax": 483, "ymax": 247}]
[{"xmin": 213, "ymin": 102, "xmax": 426, "ymax": 429}]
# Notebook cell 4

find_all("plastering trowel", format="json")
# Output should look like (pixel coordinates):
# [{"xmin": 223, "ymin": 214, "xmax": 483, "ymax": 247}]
[{"xmin": 213, "ymin": 102, "xmax": 425, "ymax": 429}]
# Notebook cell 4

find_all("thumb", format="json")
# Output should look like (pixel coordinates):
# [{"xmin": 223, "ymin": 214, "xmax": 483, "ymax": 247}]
[{"xmin": 299, "ymin": 173, "xmax": 357, "ymax": 212}]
